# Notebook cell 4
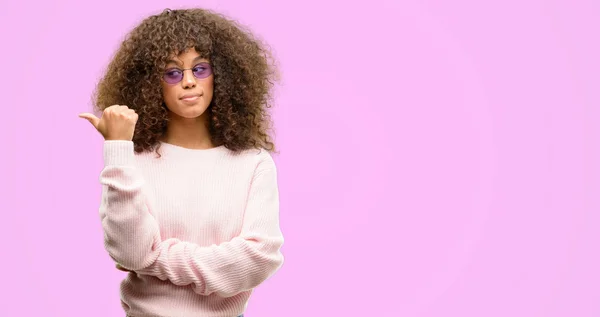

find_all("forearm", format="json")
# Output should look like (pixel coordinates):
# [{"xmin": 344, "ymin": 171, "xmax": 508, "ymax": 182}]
[
  {"xmin": 99, "ymin": 140, "xmax": 161, "ymax": 270},
  {"xmin": 136, "ymin": 233, "xmax": 284, "ymax": 297}
]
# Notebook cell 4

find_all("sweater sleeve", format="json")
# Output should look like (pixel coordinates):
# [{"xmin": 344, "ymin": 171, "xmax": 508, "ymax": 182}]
[
  {"xmin": 98, "ymin": 140, "xmax": 162, "ymax": 270},
  {"xmin": 134, "ymin": 153, "xmax": 285, "ymax": 298}
]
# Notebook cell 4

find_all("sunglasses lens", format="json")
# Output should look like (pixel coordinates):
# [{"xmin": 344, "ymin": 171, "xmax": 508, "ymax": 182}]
[
  {"xmin": 193, "ymin": 64, "xmax": 212, "ymax": 79},
  {"xmin": 163, "ymin": 64, "xmax": 212, "ymax": 84},
  {"xmin": 164, "ymin": 70, "xmax": 183, "ymax": 84}
]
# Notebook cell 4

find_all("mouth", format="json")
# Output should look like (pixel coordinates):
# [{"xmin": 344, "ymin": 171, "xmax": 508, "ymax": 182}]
[{"xmin": 180, "ymin": 94, "xmax": 202, "ymax": 101}]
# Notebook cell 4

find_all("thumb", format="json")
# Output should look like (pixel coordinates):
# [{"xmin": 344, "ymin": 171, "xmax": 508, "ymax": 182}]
[{"xmin": 78, "ymin": 113, "xmax": 100, "ymax": 128}]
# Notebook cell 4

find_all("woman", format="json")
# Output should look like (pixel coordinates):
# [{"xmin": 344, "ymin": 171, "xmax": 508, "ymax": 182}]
[{"xmin": 78, "ymin": 8, "xmax": 284, "ymax": 317}]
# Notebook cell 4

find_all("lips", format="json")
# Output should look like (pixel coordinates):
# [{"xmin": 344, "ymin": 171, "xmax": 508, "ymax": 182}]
[{"xmin": 180, "ymin": 93, "xmax": 202, "ymax": 100}]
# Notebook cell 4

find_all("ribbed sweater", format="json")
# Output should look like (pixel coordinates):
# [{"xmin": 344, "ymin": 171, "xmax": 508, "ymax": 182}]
[{"xmin": 98, "ymin": 140, "xmax": 284, "ymax": 317}]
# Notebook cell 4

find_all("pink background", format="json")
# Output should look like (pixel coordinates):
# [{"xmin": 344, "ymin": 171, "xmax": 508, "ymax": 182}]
[{"xmin": 1, "ymin": 0, "xmax": 599, "ymax": 316}]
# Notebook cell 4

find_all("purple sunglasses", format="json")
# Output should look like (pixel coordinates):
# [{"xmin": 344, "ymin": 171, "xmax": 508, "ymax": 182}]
[{"xmin": 162, "ymin": 62, "xmax": 213, "ymax": 84}]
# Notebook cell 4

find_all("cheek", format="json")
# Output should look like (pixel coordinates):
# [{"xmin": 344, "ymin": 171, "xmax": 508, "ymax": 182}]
[
  {"xmin": 161, "ymin": 84, "xmax": 178, "ymax": 104},
  {"xmin": 203, "ymin": 78, "xmax": 214, "ymax": 96}
]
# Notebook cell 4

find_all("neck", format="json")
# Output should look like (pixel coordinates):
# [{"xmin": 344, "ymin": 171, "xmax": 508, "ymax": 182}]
[{"xmin": 160, "ymin": 112, "xmax": 216, "ymax": 150}]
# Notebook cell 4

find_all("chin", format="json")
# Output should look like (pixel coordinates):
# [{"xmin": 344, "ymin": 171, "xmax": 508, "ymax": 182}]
[{"xmin": 176, "ymin": 107, "xmax": 209, "ymax": 119}]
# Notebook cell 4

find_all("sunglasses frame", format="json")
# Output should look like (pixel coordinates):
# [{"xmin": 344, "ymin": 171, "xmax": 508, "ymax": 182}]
[{"xmin": 161, "ymin": 62, "xmax": 213, "ymax": 85}]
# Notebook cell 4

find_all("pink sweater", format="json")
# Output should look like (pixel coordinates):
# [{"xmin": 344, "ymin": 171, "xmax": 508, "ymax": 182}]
[{"xmin": 98, "ymin": 140, "xmax": 285, "ymax": 317}]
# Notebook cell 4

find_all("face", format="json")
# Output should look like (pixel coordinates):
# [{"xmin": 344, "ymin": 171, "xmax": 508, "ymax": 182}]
[{"xmin": 160, "ymin": 47, "xmax": 214, "ymax": 120}]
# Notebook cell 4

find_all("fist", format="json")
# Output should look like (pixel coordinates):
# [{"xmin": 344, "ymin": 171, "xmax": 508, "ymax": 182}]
[{"xmin": 78, "ymin": 105, "xmax": 139, "ymax": 141}]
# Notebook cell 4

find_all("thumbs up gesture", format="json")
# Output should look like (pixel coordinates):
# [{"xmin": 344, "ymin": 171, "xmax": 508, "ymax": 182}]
[{"xmin": 79, "ymin": 105, "xmax": 139, "ymax": 141}]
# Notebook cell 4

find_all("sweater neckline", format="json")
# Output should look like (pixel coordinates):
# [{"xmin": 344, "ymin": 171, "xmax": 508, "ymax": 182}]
[{"xmin": 157, "ymin": 141, "xmax": 228, "ymax": 156}]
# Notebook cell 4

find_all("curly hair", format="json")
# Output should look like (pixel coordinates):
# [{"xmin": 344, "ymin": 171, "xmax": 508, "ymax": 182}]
[{"xmin": 91, "ymin": 8, "xmax": 279, "ymax": 156}]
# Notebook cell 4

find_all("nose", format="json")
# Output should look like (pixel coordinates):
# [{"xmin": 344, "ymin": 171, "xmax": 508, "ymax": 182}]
[{"xmin": 181, "ymin": 69, "xmax": 196, "ymax": 88}]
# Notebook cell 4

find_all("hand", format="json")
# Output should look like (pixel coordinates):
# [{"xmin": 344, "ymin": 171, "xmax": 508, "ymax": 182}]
[
  {"xmin": 116, "ymin": 263, "xmax": 132, "ymax": 272},
  {"xmin": 79, "ymin": 105, "xmax": 139, "ymax": 141}
]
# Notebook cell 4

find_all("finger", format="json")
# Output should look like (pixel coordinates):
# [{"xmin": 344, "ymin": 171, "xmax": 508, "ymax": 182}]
[
  {"xmin": 105, "ymin": 105, "xmax": 128, "ymax": 114},
  {"xmin": 118, "ymin": 108, "xmax": 137, "ymax": 118},
  {"xmin": 78, "ymin": 113, "xmax": 100, "ymax": 128},
  {"xmin": 113, "ymin": 106, "xmax": 133, "ymax": 115}
]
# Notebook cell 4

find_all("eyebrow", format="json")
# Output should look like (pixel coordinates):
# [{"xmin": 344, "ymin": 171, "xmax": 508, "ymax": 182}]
[{"xmin": 166, "ymin": 56, "xmax": 209, "ymax": 67}]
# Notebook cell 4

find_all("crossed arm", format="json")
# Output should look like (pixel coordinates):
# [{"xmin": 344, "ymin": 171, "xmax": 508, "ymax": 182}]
[{"xmin": 98, "ymin": 141, "xmax": 284, "ymax": 297}]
